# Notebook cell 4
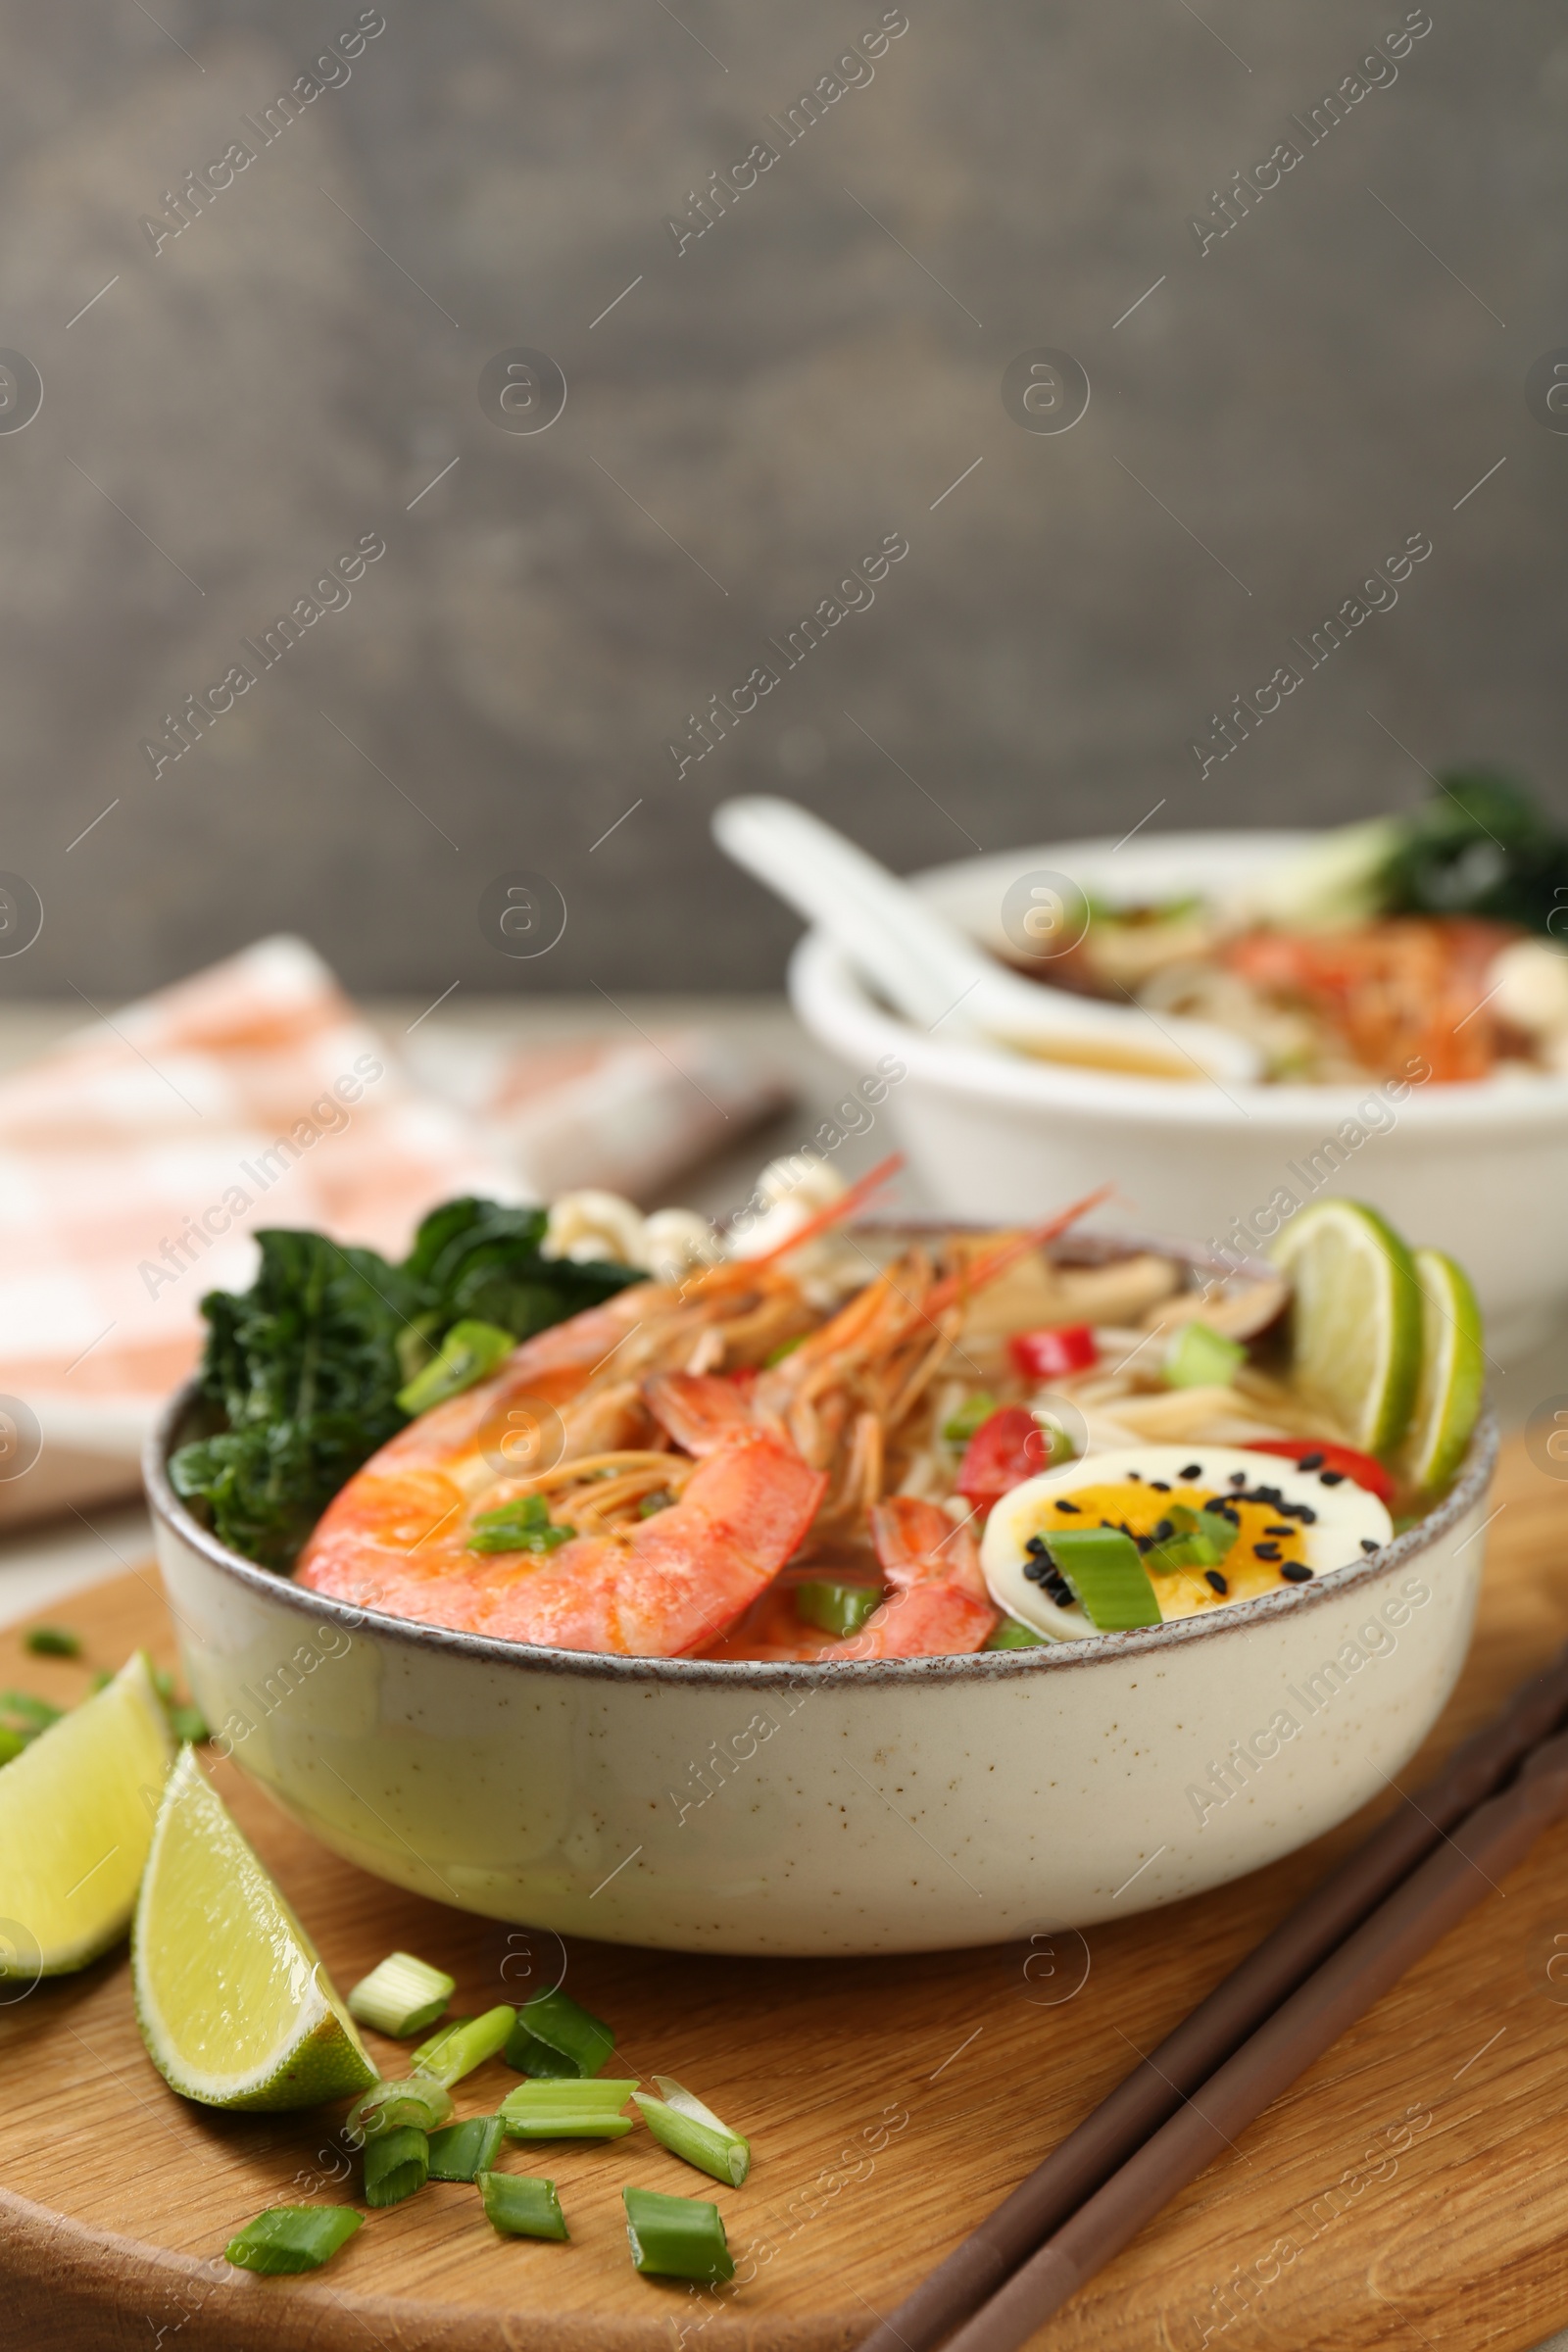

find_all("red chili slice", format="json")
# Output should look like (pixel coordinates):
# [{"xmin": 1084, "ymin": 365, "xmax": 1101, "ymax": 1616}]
[
  {"xmin": 1007, "ymin": 1324, "xmax": 1099, "ymax": 1380},
  {"xmin": 1245, "ymin": 1437, "xmax": 1396, "ymax": 1504},
  {"xmin": 957, "ymin": 1406, "xmax": 1053, "ymax": 1510}
]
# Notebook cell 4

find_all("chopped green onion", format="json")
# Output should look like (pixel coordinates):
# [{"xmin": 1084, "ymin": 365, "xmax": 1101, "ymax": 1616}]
[
  {"xmin": 632, "ymin": 2077, "xmax": 750, "ymax": 2187},
  {"xmin": 152, "ymin": 1667, "xmax": 176, "ymax": 1704},
  {"xmin": 223, "ymin": 2205, "xmax": 364, "ymax": 2275},
  {"xmin": 426, "ymin": 2116, "xmax": 506, "ymax": 2182},
  {"xmin": 478, "ymin": 2170, "xmax": 570, "ymax": 2239},
  {"xmin": 363, "ymin": 2123, "xmax": 429, "ymax": 2207},
  {"xmin": 942, "ymin": 1392, "xmax": 998, "ymax": 1445},
  {"xmin": 1144, "ymin": 1502, "xmax": 1239, "ymax": 1576},
  {"xmin": 499, "ymin": 2079, "xmax": 637, "ymax": 2140},
  {"xmin": 168, "ymin": 1702, "xmax": 210, "ymax": 1744},
  {"xmin": 984, "ymin": 1616, "xmax": 1048, "ymax": 1650},
  {"xmin": 1046, "ymin": 1527, "xmax": 1161, "ymax": 1632},
  {"xmin": 24, "ymin": 1627, "xmax": 81, "ymax": 1658},
  {"xmin": 623, "ymin": 2184, "xmax": 734, "ymax": 2282},
  {"xmin": 412, "ymin": 2004, "xmax": 516, "ymax": 2087},
  {"xmin": 504, "ymin": 1987, "xmax": 615, "ymax": 2079},
  {"xmin": 794, "ymin": 1581, "xmax": 881, "ymax": 1640},
  {"xmin": 467, "ymin": 1493, "xmax": 576, "ymax": 1556},
  {"xmin": 1163, "ymin": 1321, "xmax": 1246, "ymax": 1391},
  {"xmin": 347, "ymin": 1950, "xmax": 455, "ymax": 2037},
  {"xmin": 347, "ymin": 2077, "xmax": 454, "ymax": 2142},
  {"xmin": 762, "ymin": 1333, "xmax": 808, "ymax": 1366},
  {"xmin": 397, "ymin": 1318, "xmax": 517, "ymax": 1416},
  {"xmin": 637, "ymin": 1490, "xmax": 675, "ymax": 1518},
  {"xmin": 0, "ymin": 1690, "xmax": 63, "ymax": 1739}
]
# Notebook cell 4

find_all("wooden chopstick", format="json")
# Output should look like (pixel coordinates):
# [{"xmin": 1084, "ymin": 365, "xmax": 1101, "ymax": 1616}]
[
  {"xmin": 944, "ymin": 1720, "xmax": 1568, "ymax": 2352},
  {"xmin": 858, "ymin": 1642, "xmax": 1568, "ymax": 2352}
]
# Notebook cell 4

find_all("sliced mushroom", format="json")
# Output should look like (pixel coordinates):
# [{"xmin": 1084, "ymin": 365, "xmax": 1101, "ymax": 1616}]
[{"xmin": 1142, "ymin": 1273, "xmax": 1289, "ymax": 1342}]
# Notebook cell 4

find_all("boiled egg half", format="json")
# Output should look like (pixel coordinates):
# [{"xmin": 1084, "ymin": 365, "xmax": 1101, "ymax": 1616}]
[{"xmin": 981, "ymin": 1444, "xmax": 1395, "ymax": 1642}]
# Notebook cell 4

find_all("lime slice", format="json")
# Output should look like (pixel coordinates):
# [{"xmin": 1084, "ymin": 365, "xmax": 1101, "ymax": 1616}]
[
  {"xmin": 132, "ymin": 1747, "xmax": 376, "ymax": 2111},
  {"xmin": 1402, "ymin": 1248, "xmax": 1485, "ymax": 1494},
  {"xmin": 0, "ymin": 1650, "xmax": 173, "ymax": 1979},
  {"xmin": 1269, "ymin": 1200, "xmax": 1422, "ymax": 1454}
]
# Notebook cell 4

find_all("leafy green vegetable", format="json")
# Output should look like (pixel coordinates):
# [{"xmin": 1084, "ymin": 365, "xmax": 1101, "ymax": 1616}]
[
  {"xmin": 169, "ymin": 1199, "xmax": 638, "ymax": 1573},
  {"xmin": 1382, "ymin": 771, "xmax": 1568, "ymax": 932}
]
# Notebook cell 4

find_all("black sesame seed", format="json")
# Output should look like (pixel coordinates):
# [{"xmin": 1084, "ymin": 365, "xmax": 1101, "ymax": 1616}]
[
  {"xmin": 1048, "ymin": 1578, "xmax": 1075, "ymax": 1605},
  {"xmin": 1153, "ymin": 1520, "xmax": 1175, "ymax": 1542},
  {"xmin": 1360, "ymin": 1538, "xmax": 1379, "ymax": 1555},
  {"xmin": 1134, "ymin": 1534, "xmax": 1153, "ymax": 1554},
  {"xmin": 1282, "ymin": 1562, "xmax": 1314, "ymax": 1583},
  {"xmin": 1298, "ymin": 1505, "xmax": 1317, "ymax": 1524},
  {"xmin": 1319, "ymin": 1469, "xmax": 1345, "ymax": 1487},
  {"xmin": 1025, "ymin": 1534, "xmax": 1051, "ymax": 1556},
  {"xmin": 1252, "ymin": 1542, "xmax": 1282, "ymax": 1561},
  {"xmin": 1298, "ymin": 1451, "xmax": 1325, "ymax": 1470},
  {"xmin": 1203, "ymin": 1570, "xmax": 1229, "ymax": 1594},
  {"xmin": 1228, "ymin": 1471, "xmax": 1248, "ymax": 1487},
  {"xmin": 1055, "ymin": 1498, "xmax": 1081, "ymax": 1515},
  {"xmin": 1263, "ymin": 1524, "xmax": 1295, "ymax": 1539},
  {"xmin": 1252, "ymin": 1484, "xmax": 1285, "ymax": 1507},
  {"xmin": 1179, "ymin": 1463, "xmax": 1202, "ymax": 1481},
  {"xmin": 1150, "ymin": 1480, "xmax": 1172, "ymax": 1493}
]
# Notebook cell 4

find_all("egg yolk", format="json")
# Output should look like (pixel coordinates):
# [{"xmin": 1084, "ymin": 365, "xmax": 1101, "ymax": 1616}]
[{"xmin": 1031, "ymin": 1479, "xmax": 1311, "ymax": 1615}]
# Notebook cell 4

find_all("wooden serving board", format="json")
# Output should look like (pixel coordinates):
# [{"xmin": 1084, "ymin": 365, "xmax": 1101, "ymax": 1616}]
[{"xmin": 5, "ymin": 1441, "xmax": 1568, "ymax": 2352}]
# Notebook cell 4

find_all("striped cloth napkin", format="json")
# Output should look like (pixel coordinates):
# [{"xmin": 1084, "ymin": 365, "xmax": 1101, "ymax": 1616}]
[{"xmin": 0, "ymin": 937, "xmax": 783, "ymax": 1457}]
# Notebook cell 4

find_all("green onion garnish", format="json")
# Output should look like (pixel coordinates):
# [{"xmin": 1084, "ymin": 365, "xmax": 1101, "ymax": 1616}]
[
  {"xmin": 412, "ymin": 2004, "xmax": 516, "ymax": 2087},
  {"xmin": 347, "ymin": 1950, "xmax": 455, "ymax": 2037},
  {"xmin": 0, "ymin": 1690, "xmax": 63, "ymax": 1740},
  {"xmin": 223, "ymin": 2205, "xmax": 364, "ymax": 2274},
  {"xmin": 942, "ymin": 1392, "xmax": 998, "ymax": 1445},
  {"xmin": 637, "ymin": 1490, "xmax": 675, "ymax": 1518},
  {"xmin": 1144, "ymin": 1502, "xmax": 1239, "ymax": 1576},
  {"xmin": 478, "ymin": 2170, "xmax": 570, "ymax": 2239},
  {"xmin": 1163, "ymin": 1321, "xmax": 1246, "ymax": 1391},
  {"xmin": 631, "ymin": 2077, "xmax": 750, "ymax": 2187},
  {"xmin": 499, "ymin": 2079, "xmax": 637, "ymax": 2139},
  {"xmin": 623, "ymin": 2184, "xmax": 735, "ymax": 2282},
  {"xmin": 363, "ymin": 2123, "xmax": 429, "ymax": 2207},
  {"xmin": 794, "ymin": 1581, "xmax": 881, "ymax": 1640},
  {"xmin": 467, "ymin": 1493, "xmax": 576, "ymax": 1556},
  {"xmin": 984, "ymin": 1616, "xmax": 1048, "ymax": 1649},
  {"xmin": 24, "ymin": 1627, "xmax": 81, "ymax": 1657},
  {"xmin": 397, "ymin": 1318, "xmax": 517, "ymax": 1416},
  {"xmin": 426, "ymin": 2115, "xmax": 506, "ymax": 2182},
  {"xmin": 347, "ymin": 2077, "xmax": 454, "ymax": 2142},
  {"xmin": 762, "ymin": 1333, "xmax": 808, "ymax": 1366},
  {"xmin": 168, "ymin": 1702, "xmax": 210, "ymax": 1743},
  {"xmin": 505, "ymin": 1986, "xmax": 615, "ymax": 2078},
  {"xmin": 1046, "ymin": 1527, "xmax": 1161, "ymax": 1632}
]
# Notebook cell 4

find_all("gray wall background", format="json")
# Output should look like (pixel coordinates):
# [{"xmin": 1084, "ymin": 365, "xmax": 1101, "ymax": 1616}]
[{"xmin": 0, "ymin": 0, "xmax": 1564, "ymax": 1000}]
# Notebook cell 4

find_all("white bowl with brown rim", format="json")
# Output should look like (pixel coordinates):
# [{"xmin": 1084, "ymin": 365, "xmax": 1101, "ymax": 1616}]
[{"xmin": 142, "ymin": 1232, "xmax": 1495, "ymax": 1956}]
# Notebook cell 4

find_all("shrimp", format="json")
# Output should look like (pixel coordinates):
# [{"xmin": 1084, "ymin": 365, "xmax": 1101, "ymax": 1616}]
[
  {"xmin": 296, "ymin": 1267, "xmax": 830, "ymax": 1654},
  {"xmin": 705, "ymin": 1498, "xmax": 998, "ymax": 1661},
  {"xmin": 297, "ymin": 1188, "xmax": 1104, "ymax": 1658}
]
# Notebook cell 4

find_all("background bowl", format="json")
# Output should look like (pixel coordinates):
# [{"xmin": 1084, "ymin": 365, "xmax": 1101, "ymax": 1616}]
[
  {"xmin": 790, "ymin": 828, "xmax": 1568, "ymax": 1359},
  {"xmin": 143, "ymin": 1226, "xmax": 1497, "ymax": 1957}
]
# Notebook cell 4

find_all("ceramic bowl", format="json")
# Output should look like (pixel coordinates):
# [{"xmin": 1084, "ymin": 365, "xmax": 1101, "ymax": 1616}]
[
  {"xmin": 142, "ymin": 1232, "xmax": 1496, "ymax": 1958},
  {"xmin": 789, "ymin": 827, "xmax": 1568, "ymax": 1357}
]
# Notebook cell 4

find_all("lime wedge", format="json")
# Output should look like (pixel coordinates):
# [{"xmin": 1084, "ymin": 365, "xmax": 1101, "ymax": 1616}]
[
  {"xmin": 1402, "ymin": 1248, "xmax": 1485, "ymax": 1494},
  {"xmin": 0, "ymin": 1650, "xmax": 173, "ymax": 1979},
  {"xmin": 1269, "ymin": 1200, "xmax": 1422, "ymax": 1454},
  {"xmin": 132, "ymin": 1748, "xmax": 375, "ymax": 2110}
]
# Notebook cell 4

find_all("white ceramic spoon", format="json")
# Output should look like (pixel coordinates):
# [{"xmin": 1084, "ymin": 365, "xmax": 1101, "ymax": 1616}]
[{"xmin": 711, "ymin": 796, "xmax": 1262, "ymax": 1085}]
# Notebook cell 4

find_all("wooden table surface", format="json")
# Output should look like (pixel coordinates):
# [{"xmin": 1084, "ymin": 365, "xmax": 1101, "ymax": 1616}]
[{"xmin": 4, "ymin": 1439, "xmax": 1568, "ymax": 2352}]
